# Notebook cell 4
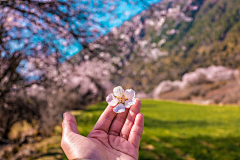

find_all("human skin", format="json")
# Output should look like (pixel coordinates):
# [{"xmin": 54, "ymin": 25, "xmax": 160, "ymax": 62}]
[{"xmin": 61, "ymin": 99, "xmax": 144, "ymax": 160}]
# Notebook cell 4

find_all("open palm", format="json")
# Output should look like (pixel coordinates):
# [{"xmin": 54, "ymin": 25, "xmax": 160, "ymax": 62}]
[{"xmin": 61, "ymin": 99, "xmax": 144, "ymax": 160}]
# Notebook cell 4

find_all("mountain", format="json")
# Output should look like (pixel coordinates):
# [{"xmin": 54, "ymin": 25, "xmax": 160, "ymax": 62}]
[{"xmin": 73, "ymin": 0, "xmax": 240, "ymax": 93}]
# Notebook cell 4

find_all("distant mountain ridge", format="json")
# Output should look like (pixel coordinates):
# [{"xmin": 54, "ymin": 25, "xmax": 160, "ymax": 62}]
[{"xmin": 73, "ymin": 0, "xmax": 240, "ymax": 93}]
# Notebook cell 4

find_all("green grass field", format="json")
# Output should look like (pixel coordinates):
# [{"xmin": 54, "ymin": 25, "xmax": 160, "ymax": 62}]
[{"xmin": 37, "ymin": 100, "xmax": 240, "ymax": 160}]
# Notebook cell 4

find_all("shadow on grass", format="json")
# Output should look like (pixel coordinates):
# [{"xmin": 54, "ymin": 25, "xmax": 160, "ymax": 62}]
[{"xmin": 140, "ymin": 135, "xmax": 240, "ymax": 160}]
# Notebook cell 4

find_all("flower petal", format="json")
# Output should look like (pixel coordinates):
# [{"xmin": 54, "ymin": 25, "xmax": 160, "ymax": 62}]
[
  {"xmin": 125, "ymin": 98, "xmax": 137, "ymax": 108},
  {"xmin": 113, "ymin": 103, "xmax": 125, "ymax": 113},
  {"xmin": 106, "ymin": 93, "xmax": 114, "ymax": 102},
  {"xmin": 106, "ymin": 93, "xmax": 118, "ymax": 106},
  {"xmin": 124, "ymin": 89, "xmax": 135, "ymax": 99},
  {"xmin": 113, "ymin": 86, "xmax": 124, "ymax": 97}
]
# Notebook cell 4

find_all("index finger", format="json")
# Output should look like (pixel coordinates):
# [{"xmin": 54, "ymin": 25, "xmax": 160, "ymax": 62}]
[{"xmin": 89, "ymin": 105, "xmax": 116, "ymax": 134}]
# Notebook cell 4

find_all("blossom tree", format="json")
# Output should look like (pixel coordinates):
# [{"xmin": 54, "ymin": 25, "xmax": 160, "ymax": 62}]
[{"xmin": 0, "ymin": 0, "xmax": 148, "ymax": 146}]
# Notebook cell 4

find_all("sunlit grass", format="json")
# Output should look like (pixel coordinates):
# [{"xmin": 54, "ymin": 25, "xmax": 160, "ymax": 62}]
[
  {"xmin": 61, "ymin": 100, "xmax": 240, "ymax": 160},
  {"xmin": 27, "ymin": 100, "xmax": 239, "ymax": 160},
  {"xmin": 139, "ymin": 100, "xmax": 240, "ymax": 160}
]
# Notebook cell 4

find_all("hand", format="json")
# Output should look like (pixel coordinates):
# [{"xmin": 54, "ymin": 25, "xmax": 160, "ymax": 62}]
[{"xmin": 61, "ymin": 99, "xmax": 144, "ymax": 160}]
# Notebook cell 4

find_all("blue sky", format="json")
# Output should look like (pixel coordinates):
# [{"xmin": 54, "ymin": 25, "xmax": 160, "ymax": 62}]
[
  {"xmin": 63, "ymin": 0, "xmax": 162, "ymax": 58},
  {"xmin": 98, "ymin": 0, "xmax": 162, "ymax": 31}
]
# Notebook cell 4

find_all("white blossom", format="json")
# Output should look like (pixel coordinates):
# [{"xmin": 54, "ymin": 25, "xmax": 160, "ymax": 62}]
[{"xmin": 106, "ymin": 86, "xmax": 137, "ymax": 113}]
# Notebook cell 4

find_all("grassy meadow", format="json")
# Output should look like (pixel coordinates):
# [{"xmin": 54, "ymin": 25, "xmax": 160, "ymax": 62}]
[{"xmin": 36, "ymin": 100, "xmax": 240, "ymax": 160}]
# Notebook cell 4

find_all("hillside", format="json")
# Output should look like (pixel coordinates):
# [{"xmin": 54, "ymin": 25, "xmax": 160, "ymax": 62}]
[
  {"xmin": 160, "ymin": 0, "xmax": 240, "ymax": 73},
  {"xmin": 117, "ymin": 0, "xmax": 240, "ymax": 93},
  {"xmin": 72, "ymin": 0, "xmax": 240, "ymax": 93}
]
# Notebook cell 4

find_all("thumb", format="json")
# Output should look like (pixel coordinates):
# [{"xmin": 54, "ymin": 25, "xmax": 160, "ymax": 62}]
[{"xmin": 62, "ymin": 112, "xmax": 79, "ymax": 136}]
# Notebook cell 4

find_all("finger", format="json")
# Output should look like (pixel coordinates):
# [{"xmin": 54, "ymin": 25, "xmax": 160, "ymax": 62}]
[
  {"xmin": 120, "ymin": 99, "xmax": 141, "ymax": 139},
  {"xmin": 90, "ymin": 105, "xmax": 116, "ymax": 133},
  {"xmin": 62, "ymin": 112, "xmax": 79, "ymax": 137},
  {"xmin": 108, "ymin": 108, "xmax": 130, "ymax": 136},
  {"xmin": 61, "ymin": 113, "xmax": 85, "ymax": 160},
  {"xmin": 128, "ymin": 113, "xmax": 144, "ymax": 149}
]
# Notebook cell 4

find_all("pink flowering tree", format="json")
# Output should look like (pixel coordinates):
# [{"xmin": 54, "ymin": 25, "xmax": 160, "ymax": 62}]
[{"xmin": 0, "ymin": 0, "xmax": 148, "ymax": 145}]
